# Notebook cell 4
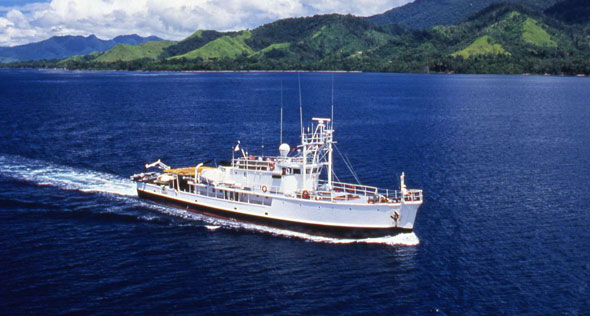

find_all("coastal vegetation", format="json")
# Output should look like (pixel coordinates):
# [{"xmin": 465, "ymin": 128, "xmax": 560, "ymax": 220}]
[{"xmin": 3, "ymin": 1, "xmax": 590, "ymax": 75}]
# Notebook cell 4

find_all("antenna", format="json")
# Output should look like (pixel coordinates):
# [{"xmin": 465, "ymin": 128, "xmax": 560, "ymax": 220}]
[
  {"xmin": 298, "ymin": 73, "xmax": 303, "ymax": 141},
  {"xmin": 280, "ymin": 80, "xmax": 283, "ymax": 144},
  {"xmin": 331, "ymin": 73, "xmax": 334, "ymax": 127},
  {"xmin": 328, "ymin": 73, "xmax": 335, "ymax": 189},
  {"xmin": 261, "ymin": 134, "xmax": 265, "ymax": 157}
]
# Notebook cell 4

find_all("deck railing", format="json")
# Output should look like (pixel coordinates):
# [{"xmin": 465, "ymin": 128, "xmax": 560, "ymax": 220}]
[
  {"xmin": 190, "ymin": 172, "xmax": 422, "ymax": 203},
  {"xmin": 232, "ymin": 158, "xmax": 275, "ymax": 171},
  {"xmin": 319, "ymin": 180, "xmax": 378, "ymax": 196},
  {"xmin": 376, "ymin": 188, "xmax": 423, "ymax": 202},
  {"xmin": 320, "ymin": 180, "xmax": 423, "ymax": 202}
]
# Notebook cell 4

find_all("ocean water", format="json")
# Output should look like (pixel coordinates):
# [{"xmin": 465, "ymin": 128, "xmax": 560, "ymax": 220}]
[{"xmin": 0, "ymin": 69, "xmax": 589, "ymax": 315}]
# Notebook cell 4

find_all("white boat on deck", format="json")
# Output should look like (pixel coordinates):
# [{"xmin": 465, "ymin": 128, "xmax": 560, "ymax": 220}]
[{"xmin": 131, "ymin": 117, "xmax": 423, "ymax": 237}]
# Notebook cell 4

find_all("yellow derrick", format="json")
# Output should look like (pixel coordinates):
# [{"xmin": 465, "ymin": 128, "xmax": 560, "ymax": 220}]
[
  {"xmin": 164, "ymin": 167, "xmax": 195, "ymax": 176},
  {"xmin": 164, "ymin": 166, "xmax": 216, "ymax": 176}
]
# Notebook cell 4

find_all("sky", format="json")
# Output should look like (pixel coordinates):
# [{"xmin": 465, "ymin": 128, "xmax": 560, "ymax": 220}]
[{"xmin": 0, "ymin": 0, "xmax": 413, "ymax": 47}]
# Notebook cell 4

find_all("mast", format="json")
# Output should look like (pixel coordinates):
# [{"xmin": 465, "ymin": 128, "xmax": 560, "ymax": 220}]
[
  {"xmin": 328, "ymin": 75, "xmax": 334, "ymax": 189},
  {"xmin": 331, "ymin": 73, "xmax": 334, "ymax": 124},
  {"xmin": 298, "ymin": 73, "xmax": 307, "ymax": 189},
  {"xmin": 298, "ymin": 73, "xmax": 303, "ymax": 143},
  {"xmin": 327, "ymin": 125, "xmax": 333, "ymax": 189},
  {"xmin": 280, "ymin": 80, "xmax": 283, "ymax": 144}
]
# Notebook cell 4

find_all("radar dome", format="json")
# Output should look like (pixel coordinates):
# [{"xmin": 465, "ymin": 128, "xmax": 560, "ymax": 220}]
[{"xmin": 279, "ymin": 143, "xmax": 290, "ymax": 157}]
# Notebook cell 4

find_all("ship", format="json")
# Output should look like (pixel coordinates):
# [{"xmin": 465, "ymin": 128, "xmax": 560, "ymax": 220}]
[{"xmin": 131, "ymin": 117, "xmax": 423, "ymax": 237}]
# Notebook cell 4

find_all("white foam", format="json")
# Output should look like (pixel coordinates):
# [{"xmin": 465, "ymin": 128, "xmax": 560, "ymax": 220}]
[
  {"xmin": 0, "ymin": 154, "xmax": 419, "ymax": 247},
  {"xmin": 0, "ymin": 154, "xmax": 136, "ymax": 197},
  {"xmin": 238, "ymin": 222, "xmax": 420, "ymax": 247},
  {"xmin": 140, "ymin": 215, "xmax": 160, "ymax": 221}
]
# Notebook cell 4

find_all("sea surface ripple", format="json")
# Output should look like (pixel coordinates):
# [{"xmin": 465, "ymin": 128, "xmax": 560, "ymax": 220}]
[{"xmin": 1, "ymin": 69, "xmax": 589, "ymax": 315}]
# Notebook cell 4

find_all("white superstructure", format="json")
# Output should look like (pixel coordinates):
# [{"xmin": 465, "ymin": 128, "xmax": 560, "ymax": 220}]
[{"xmin": 132, "ymin": 117, "xmax": 423, "ymax": 237}]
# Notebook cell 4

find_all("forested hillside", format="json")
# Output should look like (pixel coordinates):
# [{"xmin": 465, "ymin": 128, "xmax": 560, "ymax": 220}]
[
  {"xmin": 5, "ymin": 1, "xmax": 590, "ymax": 75},
  {"xmin": 366, "ymin": 0, "xmax": 562, "ymax": 29}
]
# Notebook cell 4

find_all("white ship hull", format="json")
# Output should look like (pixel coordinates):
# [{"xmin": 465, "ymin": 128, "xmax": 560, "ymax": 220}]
[{"xmin": 136, "ymin": 181, "xmax": 420, "ymax": 237}]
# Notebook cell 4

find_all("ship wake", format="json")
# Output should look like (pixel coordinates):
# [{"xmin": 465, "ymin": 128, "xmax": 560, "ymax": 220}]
[
  {"xmin": 0, "ymin": 154, "xmax": 419, "ymax": 247},
  {"xmin": 0, "ymin": 154, "xmax": 137, "ymax": 197}
]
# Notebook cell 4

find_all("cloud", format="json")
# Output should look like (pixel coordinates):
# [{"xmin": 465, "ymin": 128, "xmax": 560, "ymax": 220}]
[{"xmin": 0, "ymin": 0, "xmax": 413, "ymax": 47}]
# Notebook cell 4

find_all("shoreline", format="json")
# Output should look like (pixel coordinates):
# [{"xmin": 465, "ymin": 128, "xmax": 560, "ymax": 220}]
[{"xmin": 1, "ymin": 67, "xmax": 587, "ymax": 78}]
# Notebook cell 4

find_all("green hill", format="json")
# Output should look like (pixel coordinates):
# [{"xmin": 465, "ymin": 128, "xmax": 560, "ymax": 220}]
[
  {"xmin": 304, "ymin": 22, "xmax": 393, "ymax": 58},
  {"xmin": 452, "ymin": 35, "xmax": 510, "ymax": 58},
  {"xmin": 522, "ymin": 17, "xmax": 557, "ymax": 46},
  {"xmin": 164, "ymin": 14, "xmax": 394, "ymax": 65},
  {"xmin": 59, "ymin": 51, "xmax": 102, "ymax": 64},
  {"xmin": 160, "ymin": 30, "xmax": 229, "ymax": 58},
  {"xmin": 94, "ymin": 41, "xmax": 175, "ymax": 62},
  {"xmin": 448, "ymin": 9, "xmax": 558, "ymax": 59},
  {"xmin": 244, "ymin": 14, "xmax": 394, "ymax": 64},
  {"xmin": 56, "ymin": 41, "xmax": 175, "ymax": 68},
  {"xmin": 169, "ymin": 31, "xmax": 253, "ymax": 60}
]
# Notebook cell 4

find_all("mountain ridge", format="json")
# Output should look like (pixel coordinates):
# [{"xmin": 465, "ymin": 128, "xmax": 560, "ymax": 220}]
[
  {"xmin": 544, "ymin": 0, "xmax": 590, "ymax": 24},
  {"xmin": 0, "ymin": 34, "xmax": 164, "ymax": 62},
  {"xmin": 367, "ymin": 0, "xmax": 562, "ymax": 29}
]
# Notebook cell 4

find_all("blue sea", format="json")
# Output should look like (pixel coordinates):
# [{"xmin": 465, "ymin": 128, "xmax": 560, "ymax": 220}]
[{"xmin": 1, "ymin": 69, "xmax": 589, "ymax": 315}]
